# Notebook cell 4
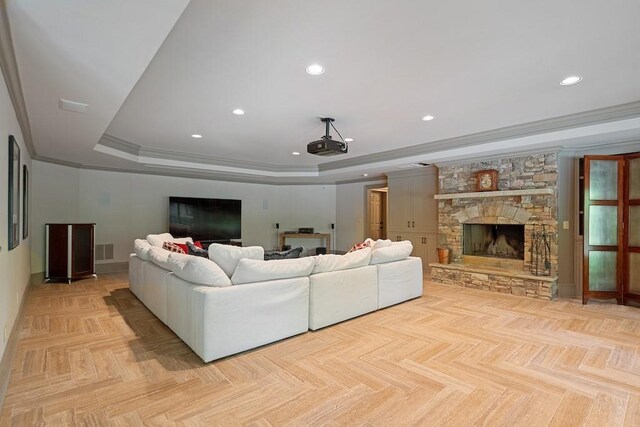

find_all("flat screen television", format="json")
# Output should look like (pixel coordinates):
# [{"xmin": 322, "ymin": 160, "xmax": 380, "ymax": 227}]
[{"xmin": 169, "ymin": 197, "xmax": 241, "ymax": 242}]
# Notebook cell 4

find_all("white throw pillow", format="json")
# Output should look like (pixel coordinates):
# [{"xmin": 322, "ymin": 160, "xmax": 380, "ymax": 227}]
[
  {"xmin": 167, "ymin": 253, "xmax": 231, "ymax": 287},
  {"xmin": 134, "ymin": 239, "xmax": 153, "ymax": 261},
  {"xmin": 148, "ymin": 246, "xmax": 173, "ymax": 270},
  {"xmin": 365, "ymin": 238, "xmax": 393, "ymax": 250},
  {"xmin": 172, "ymin": 237, "xmax": 194, "ymax": 244},
  {"xmin": 146, "ymin": 233, "xmax": 174, "ymax": 247},
  {"xmin": 370, "ymin": 241, "xmax": 413, "ymax": 264},
  {"xmin": 312, "ymin": 247, "xmax": 372, "ymax": 274},
  {"xmin": 208, "ymin": 244, "xmax": 264, "ymax": 277},
  {"xmin": 231, "ymin": 257, "xmax": 315, "ymax": 285}
]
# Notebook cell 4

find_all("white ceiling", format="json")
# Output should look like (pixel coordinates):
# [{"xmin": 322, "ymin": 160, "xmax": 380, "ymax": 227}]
[{"xmin": 7, "ymin": 0, "xmax": 640, "ymax": 183}]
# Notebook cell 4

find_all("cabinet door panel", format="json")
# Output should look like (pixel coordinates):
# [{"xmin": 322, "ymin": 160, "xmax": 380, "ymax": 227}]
[
  {"xmin": 388, "ymin": 176, "xmax": 412, "ymax": 230},
  {"xmin": 411, "ymin": 173, "xmax": 438, "ymax": 232}
]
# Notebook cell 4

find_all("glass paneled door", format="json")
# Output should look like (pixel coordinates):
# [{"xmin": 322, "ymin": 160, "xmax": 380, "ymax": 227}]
[
  {"xmin": 625, "ymin": 154, "xmax": 640, "ymax": 304},
  {"xmin": 583, "ymin": 156, "xmax": 624, "ymax": 304}
]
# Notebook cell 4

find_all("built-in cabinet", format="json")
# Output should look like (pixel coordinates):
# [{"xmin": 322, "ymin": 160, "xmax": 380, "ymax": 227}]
[{"xmin": 386, "ymin": 167, "xmax": 438, "ymax": 276}]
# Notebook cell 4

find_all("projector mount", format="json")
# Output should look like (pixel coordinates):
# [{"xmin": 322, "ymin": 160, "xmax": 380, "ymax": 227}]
[{"xmin": 307, "ymin": 117, "xmax": 349, "ymax": 156}]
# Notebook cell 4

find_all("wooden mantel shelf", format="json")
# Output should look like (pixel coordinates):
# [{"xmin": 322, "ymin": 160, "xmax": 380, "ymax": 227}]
[{"xmin": 434, "ymin": 188, "xmax": 554, "ymax": 200}]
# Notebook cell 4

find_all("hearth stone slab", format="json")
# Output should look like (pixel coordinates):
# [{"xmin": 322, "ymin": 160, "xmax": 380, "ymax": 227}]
[{"xmin": 429, "ymin": 262, "xmax": 558, "ymax": 300}]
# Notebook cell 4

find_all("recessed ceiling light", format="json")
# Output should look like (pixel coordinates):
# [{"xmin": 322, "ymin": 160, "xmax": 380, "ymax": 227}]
[
  {"xmin": 191, "ymin": 134, "xmax": 203, "ymax": 138},
  {"xmin": 362, "ymin": 173, "xmax": 369, "ymax": 177},
  {"xmin": 560, "ymin": 75, "xmax": 582, "ymax": 86},
  {"xmin": 292, "ymin": 151, "xmax": 301, "ymax": 156},
  {"xmin": 232, "ymin": 108, "xmax": 245, "ymax": 115},
  {"xmin": 306, "ymin": 64, "xmax": 325, "ymax": 75},
  {"xmin": 421, "ymin": 115, "xmax": 435, "ymax": 121},
  {"xmin": 344, "ymin": 138, "xmax": 354, "ymax": 142}
]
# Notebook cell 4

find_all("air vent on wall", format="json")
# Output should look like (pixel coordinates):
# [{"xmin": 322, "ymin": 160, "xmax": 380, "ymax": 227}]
[{"xmin": 59, "ymin": 99, "xmax": 89, "ymax": 113}]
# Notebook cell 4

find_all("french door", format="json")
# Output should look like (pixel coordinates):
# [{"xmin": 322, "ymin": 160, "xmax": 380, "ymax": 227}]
[
  {"xmin": 583, "ymin": 153, "xmax": 640, "ymax": 305},
  {"xmin": 624, "ymin": 153, "xmax": 640, "ymax": 303}
]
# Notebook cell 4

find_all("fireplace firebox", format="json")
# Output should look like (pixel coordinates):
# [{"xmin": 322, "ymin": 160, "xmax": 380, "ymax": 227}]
[{"xmin": 463, "ymin": 224, "xmax": 524, "ymax": 260}]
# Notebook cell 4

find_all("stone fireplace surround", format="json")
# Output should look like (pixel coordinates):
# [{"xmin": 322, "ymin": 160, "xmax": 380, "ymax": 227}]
[{"xmin": 430, "ymin": 153, "xmax": 559, "ymax": 300}]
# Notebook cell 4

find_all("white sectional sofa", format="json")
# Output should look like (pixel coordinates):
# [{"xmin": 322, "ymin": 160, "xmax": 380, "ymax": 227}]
[{"xmin": 129, "ymin": 234, "xmax": 423, "ymax": 362}]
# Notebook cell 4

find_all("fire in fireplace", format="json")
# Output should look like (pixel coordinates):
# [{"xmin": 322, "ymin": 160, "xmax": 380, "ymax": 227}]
[{"xmin": 463, "ymin": 224, "xmax": 525, "ymax": 260}]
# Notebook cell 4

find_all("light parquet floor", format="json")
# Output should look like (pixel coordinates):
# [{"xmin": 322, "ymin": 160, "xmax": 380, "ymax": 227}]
[{"xmin": 2, "ymin": 273, "xmax": 640, "ymax": 426}]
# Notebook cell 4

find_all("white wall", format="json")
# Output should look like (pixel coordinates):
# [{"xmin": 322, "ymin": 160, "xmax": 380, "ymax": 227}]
[
  {"xmin": 0, "ymin": 65, "xmax": 31, "ymax": 364},
  {"xmin": 31, "ymin": 163, "xmax": 337, "ymax": 272},
  {"xmin": 335, "ymin": 180, "xmax": 386, "ymax": 251}
]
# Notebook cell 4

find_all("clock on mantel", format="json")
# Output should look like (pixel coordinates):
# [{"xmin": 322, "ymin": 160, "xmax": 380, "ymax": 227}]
[{"xmin": 476, "ymin": 169, "xmax": 498, "ymax": 192}]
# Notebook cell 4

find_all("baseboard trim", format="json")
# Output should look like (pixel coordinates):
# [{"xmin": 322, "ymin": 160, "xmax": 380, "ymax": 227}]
[
  {"xmin": 96, "ymin": 261, "xmax": 129, "ymax": 274},
  {"xmin": 0, "ymin": 275, "xmax": 35, "ymax": 409}
]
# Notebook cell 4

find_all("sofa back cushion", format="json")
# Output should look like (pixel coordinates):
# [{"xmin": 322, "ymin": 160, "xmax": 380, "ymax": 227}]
[
  {"xmin": 146, "ymin": 233, "xmax": 174, "ymax": 247},
  {"xmin": 208, "ymin": 244, "xmax": 264, "ymax": 277},
  {"xmin": 312, "ymin": 247, "xmax": 372, "ymax": 274},
  {"xmin": 167, "ymin": 253, "xmax": 231, "ymax": 287},
  {"xmin": 148, "ymin": 246, "xmax": 173, "ymax": 270},
  {"xmin": 365, "ymin": 238, "xmax": 393, "ymax": 250},
  {"xmin": 231, "ymin": 257, "xmax": 315, "ymax": 285},
  {"xmin": 134, "ymin": 239, "xmax": 153, "ymax": 261},
  {"xmin": 370, "ymin": 241, "xmax": 413, "ymax": 264}
]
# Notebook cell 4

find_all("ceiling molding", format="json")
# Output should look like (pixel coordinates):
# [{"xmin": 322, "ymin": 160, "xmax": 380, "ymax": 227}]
[
  {"xmin": 0, "ymin": 0, "xmax": 35, "ymax": 157},
  {"xmin": 319, "ymin": 101, "xmax": 640, "ymax": 172},
  {"xmin": 32, "ymin": 154, "xmax": 83, "ymax": 169},
  {"xmin": 99, "ymin": 134, "xmax": 319, "ymax": 173}
]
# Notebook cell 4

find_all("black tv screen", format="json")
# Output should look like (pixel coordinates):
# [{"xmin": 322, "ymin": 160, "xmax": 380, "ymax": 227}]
[{"xmin": 169, "ymin": 197, "xmax": 241, "ymax": 241}]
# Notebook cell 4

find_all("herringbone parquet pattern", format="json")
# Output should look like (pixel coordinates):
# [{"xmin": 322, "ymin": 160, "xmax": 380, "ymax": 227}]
[{"xmin": 2, "ymin": 272, "xmax": 640, "ymax": 425}]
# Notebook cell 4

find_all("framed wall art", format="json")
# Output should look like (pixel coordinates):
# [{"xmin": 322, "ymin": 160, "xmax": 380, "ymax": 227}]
[
  {"xmin": 23, "ymin": 165, "xmax": 29, "ymax": 239},
  {"xmin": 8, "ymin": 135, "xmax": 20, "ymax": 250}
]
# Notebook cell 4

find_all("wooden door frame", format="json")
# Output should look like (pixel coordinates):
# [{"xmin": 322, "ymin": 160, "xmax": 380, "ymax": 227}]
[{"xmin": 364, "ymin": 184, "xmax": 388, "ymax": 240}]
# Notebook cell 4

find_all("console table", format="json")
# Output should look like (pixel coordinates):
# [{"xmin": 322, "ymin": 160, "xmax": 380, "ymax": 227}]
[{"xmin": 279, "ymin": 232, "xmax": 330, "ymax": 252}]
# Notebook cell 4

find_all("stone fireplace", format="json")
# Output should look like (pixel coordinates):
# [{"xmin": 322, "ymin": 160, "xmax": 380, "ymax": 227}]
[{"xmin": 430, "ymin": 153, "xmax": 559, "ymax": 299}]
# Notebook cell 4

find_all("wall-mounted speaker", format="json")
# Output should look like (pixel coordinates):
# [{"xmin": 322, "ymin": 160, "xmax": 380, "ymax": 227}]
[
  {"xmin": 276, "ymin": 223, "xmax": 280, "ymax": 229},
  {"xmin": 331, "ymin": 223, "xmax": 335, "ymax": 229}
]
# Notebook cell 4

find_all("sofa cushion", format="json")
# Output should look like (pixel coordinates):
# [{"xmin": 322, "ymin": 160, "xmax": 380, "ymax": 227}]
[
  {"xmin": 163, "ymin": 241, "xmax": 187, "ymax": 254},
  {"xmin": 231, "ymin": 257, "xmax": 315, "ymax": 285},
  {"xmin": 148, "ymin": 246, "xmax": 173, "ymax": 270},
  {"xmin": 167, "ymin": 253, "xmax": 231, "ymax": 287},
  {"xmin": 208, "ymin": 244, "xmax": 265, "ymax": 277},
  {"xmin": 134, "ymin": 239, "xmax": 153, "ymax": 261},
  {"xmin": 370, "ymin": 241, "xmax": 413, "ymax": 264},
  {"xmin": 365, "ymin": 238, "xmax": 393, "ymax": 250},
  {"xmin": 146, "ymin": 233, "xmax": 174, "ymax": 247},
  {"xmin": 172, "ymin": 237, "xmax": 194, "ymax": 245},
  {"xmin": 312, "ymin": 247, "xmax": 372, "ymax": 274}
]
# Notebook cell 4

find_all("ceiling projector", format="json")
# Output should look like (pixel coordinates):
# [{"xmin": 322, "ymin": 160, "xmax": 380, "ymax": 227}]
[{"xmin": 307, "ymin": 117, "xmax": 348, "ymax": 156}]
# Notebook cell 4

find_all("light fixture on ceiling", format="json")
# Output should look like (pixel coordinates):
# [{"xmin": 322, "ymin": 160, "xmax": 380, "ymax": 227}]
[
  {"xmin": 344, "ymin": 138, "xmax": 354, "ymax": 142},
  {"xmin": 292, "ymin": 151, "xmax": 301, "ymax": 156},
  {"xmin": 191, "ymin": 134, "xmax": 203, "ymax": 138},
  {"xmin": 306, "ymin": 64, "xmax": 325, "ymax": 75},
  {"xmin": 421, "ymin": 115, "xmax": 435, "ymax": 121},
  {"xmin": 232, "ymin": 108, "xmax": 245, "ymax": 115},
  {"xmin": 560, "ymin": 75, "xmax": 582, "ymax": 86},
  {"xmin": 362, "ymin": 173, "xmax": 369, "ymax": 177}
]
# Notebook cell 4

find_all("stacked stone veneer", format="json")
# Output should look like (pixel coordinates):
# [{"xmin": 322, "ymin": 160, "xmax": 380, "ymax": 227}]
[{"xmin": 432, "ymin": 152, "xmax": 559, "ymax": 300}]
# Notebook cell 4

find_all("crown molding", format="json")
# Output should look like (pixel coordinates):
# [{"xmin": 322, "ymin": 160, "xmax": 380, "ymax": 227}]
[
  {"xmin": 319, "ymin": 101, "xmax": 640, "ymax": 171},
  {"xmin": 0, "ymin": 0, "xmax": 36, "ymax": 157},
  {"xmin": 99, "ymin": 134, "xmax": 319, "ymax": 173}
]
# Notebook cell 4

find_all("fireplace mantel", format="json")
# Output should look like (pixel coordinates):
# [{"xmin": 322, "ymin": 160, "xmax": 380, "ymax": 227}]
[{"xmin": 434, "ymin": 188, "xmax": 554, "ymax": 200}]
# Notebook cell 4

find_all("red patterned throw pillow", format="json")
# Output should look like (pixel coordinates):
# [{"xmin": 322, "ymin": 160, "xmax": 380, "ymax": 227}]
[
  {"xmin": 163, "ymin": 241, "xmax": 186, "ymax": 254},
  {"xmin": 348, "ymin": 240, "xmax": 371, "ymax": 253}
]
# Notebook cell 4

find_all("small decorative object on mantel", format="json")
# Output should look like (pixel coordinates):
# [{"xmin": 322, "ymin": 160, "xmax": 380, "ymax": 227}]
[{"xmin": 476, "ymin": 169, "xmax": 499, "ymax": 192}]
